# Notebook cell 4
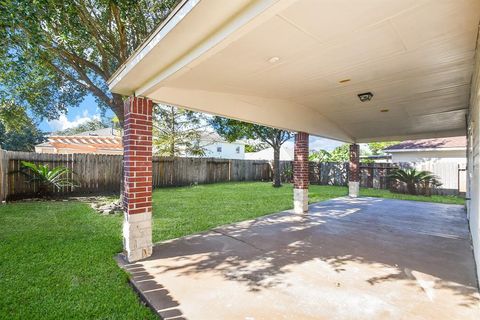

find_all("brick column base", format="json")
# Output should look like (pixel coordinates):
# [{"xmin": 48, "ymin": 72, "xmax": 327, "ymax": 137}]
[
  {"xmin": 293, "ymin": 132, "xmax": 309, "ymax": 213},
  {"xmin": 123, "ymin": 96, "xmax": 153, "ymax": 262},
  {"xmin": 349, "ymin": 143, "xmax": 360, "ymax": 198}
]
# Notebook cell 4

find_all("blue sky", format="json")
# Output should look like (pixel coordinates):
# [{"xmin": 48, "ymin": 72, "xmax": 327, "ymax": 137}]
[
  {"xmin": 38, "ymin": 94, "xmax": 114, "ymax": 132},
  {"xmin": 39, "ymin": 94, "xmax": 343, "ymax": 151}
]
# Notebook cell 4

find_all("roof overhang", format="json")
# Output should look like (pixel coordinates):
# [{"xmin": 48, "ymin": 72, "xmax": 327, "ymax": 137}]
[
  {"xmin": 109, "ymin": 0, "xmax": 480, "ymax": 143},
  {"xmin": 386, "ymin": 147, "xmax": 466, "ymax": 153}
]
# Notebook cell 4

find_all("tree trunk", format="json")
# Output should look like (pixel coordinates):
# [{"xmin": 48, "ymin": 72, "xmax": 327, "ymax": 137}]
[
  {"xmin": 273, "ymin": 145, "xmax": 281, "ymax": 188},
  {"xmin": 170, "ymin": 106, "xmax": 175, "ymax": 157},
  {"xmin": 112, "ymin": 93, "xmax": 125, "ymax": 125},
  {"xmin": 407, "ymin": 182, "xmax": 416, "ymax": 195}
]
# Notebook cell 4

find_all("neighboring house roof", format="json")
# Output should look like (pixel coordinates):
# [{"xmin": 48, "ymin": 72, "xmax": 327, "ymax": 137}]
[
  {"xmin": 199, "ymin": 132, "xmax": 246, "ymax": 145},
  {"xmin": 245, "ymin": 143, "xmax": 294, "ymax": 161},
  {"xmin": 36, "ymin": 128, "xmax": 122, "ymax": 154},
  {"xmin": 384, "ymin": 136, "xmax": 466, "ymax": 153},
  {"xmin": 199, "ymin": 132, "xmax": 226, "ymax": 143}
]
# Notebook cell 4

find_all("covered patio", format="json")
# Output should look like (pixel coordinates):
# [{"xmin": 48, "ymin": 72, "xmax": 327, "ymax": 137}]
[
  {"xmin": 119, "ymin": 197, "xmax": 479, "ymax": 319},
  {"xmin": 108, "ymin": 0, "xmax": 480, "ymax": 318}
]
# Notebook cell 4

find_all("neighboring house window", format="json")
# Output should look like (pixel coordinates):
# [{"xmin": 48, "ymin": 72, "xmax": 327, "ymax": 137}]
[
  {"xmin": 217, "ymin": 146, "xmax": 222, "ymax": 152},
  {"xmin": 236, "ymin": 146, "xmax": 240, "ymax": 154}
]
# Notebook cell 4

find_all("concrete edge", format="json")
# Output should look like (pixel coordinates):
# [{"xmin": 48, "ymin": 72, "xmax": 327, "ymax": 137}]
[{"xmin": 115, "ymin": 254, "xmax": 163, "ymax": 319}]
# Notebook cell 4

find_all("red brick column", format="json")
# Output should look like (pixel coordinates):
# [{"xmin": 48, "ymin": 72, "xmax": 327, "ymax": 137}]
[
  {"xmin": 123, "ymin": 96, "xmax": 153, "ymax": 262},
  {"xmin": 349, "ymin": 143, "xmax": 360, "ymax": 197},
  {"xmin": 293, "ymin": 132, "xmax": 309, "ymax": 213}
]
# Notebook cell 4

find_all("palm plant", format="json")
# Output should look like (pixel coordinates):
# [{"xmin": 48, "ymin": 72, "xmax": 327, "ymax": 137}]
[
  {"xmin": 388, "ymin": 168, "xmax": 441, "ymax": 195},
  {"xmin": 20, "ymin": 161, "xmax": 76, "ymax": 196}
]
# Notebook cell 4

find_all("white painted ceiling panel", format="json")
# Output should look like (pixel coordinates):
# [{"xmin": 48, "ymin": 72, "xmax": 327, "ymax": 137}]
[
  {"xmin": 390, "ymin": 0, "xmax": 480, "ymax": 51},
  {"xmin": 114, "ymin": 0, "xmax": 480, "ymax": 142}
]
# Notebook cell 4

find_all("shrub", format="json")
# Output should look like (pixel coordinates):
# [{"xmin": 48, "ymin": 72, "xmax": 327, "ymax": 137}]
[
  {"xmin": 20, "ymin": 161, "xmax": 76, "ymax": 197},
  {"xmin": 388, "ymin": 168, "xmax": 441, "ymax": 196}
]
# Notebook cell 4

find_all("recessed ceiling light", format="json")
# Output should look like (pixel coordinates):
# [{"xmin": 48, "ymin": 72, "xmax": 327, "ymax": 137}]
[
  {"xmin": 357, "ymin": 92, "xmax": 373, "ymax": 102},
  {"xmin": 380, "ymin": 109, "xmax": 389, "ymax": 113},
  {"xmin": 339, "ymin": 79, "xmax": 351, "ymax": 83},
  {"xmin": 268, "ymin": 56, "xmax": 280, "ymax": 63}
]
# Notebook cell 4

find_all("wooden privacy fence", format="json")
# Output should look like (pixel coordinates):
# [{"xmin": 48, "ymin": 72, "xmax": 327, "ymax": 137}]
[
  {"xmin": 0, "ymin": 149, "xmax": 465, "ymax": 201},
  {"xmin": 152, "ymin": 157, "xmax": 273, "ymax": 187},
  {"xmin": 308, "ymin": 162, "xmax": 394, "ymax": 190},
  {"xmin": 0, "ymin": 150, "xmax": 274, "ymax": 201},
  {"xmin": 0, "ymin": 151, "xmax": 123, "ymax": 201}
]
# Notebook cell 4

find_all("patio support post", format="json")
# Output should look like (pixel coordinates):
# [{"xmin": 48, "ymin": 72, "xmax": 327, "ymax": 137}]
[
  {"xmin": 293, "ymin": 132, "xmax": 309, "ymax": 213},
  {"xmin": 122, "ymin": 96, "xmax": 153, "ymax": 262},
  {"xmin": 349, "ymin": 143, "xmax": 360, "ymax": 197}
]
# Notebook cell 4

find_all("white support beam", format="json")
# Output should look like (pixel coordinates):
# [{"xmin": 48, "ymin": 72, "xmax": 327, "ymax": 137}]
[{"xmin": 149, "ymin": 86, "xmax": 354, "ymax": 142}]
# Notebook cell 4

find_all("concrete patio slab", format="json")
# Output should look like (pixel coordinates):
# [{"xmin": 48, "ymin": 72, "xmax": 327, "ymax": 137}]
[{"xmin": 118, "ymin": 197, "xmax": 480, "ymax": 320}]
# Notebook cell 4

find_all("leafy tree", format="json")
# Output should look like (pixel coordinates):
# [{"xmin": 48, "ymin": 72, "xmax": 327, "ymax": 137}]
[
  {"xmin": 310, "ymin": 144, "xmax": 376, "ymax": 163},
  {"xmin": 0, "ymin": 0, "xmax": 179, "ymax": 124},
  {"xmin": 328, "ymin": 144, "xmax": 351, "ymax": 162},
  {"xmin": 310, "ymin": 144, "xmax": 351, "ymax": 163},
  {"xmin": 54, "ymin": 118, "xmax": 109, "ymax": 136},
  {"xmin": 0, "ymin": 102, "xmax": 45, "ymax": 151},
  {"xmin": 245, "ymin": 142, "xmax": 269, "ymax": 153},
  {"xmin": 153, "ymin": 105, "xmax": 207, "ymax": 157},
  {"xmin": 210, "ymin": 117, "xmax": 291, "ymax": 187},
  {"xmin": 309, "ymin": 149, "xmax": 332, "ymax": 162},
  {"xmin": 368, "ymin": 141, "xmax": 399, "ymax": 155}
]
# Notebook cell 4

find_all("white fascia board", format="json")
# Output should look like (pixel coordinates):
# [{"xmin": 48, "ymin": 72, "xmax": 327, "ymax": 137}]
[
  {"xmin": 135, "ymin": 0, "xmax": 288, "ymax": 97},
  {"xmin": 356, "ymin": 129, "xmax": 466, "ymax": 143},
  {"xmin": 148, "ymin": 86, "xmax": 354, "ymax": 142},
  {"xmin": 108, "ymin": 0, "xmax": 200, "ymax": 90}
]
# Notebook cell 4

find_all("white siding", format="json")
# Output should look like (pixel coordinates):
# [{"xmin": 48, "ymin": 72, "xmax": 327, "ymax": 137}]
[
  {"xmin": 390, "ymin": 150, "xmax": 466, "ymax": 163},
  {"xmin": 467, "ymin": 34, "xmax": 480, "ymax": 284},
  {"xmin": 412, "ymin": 162, "xmax": 464, "ymax": 191},
  {"xmin": 202, "ymin": 141, "xmax": 245, "ymax": 159},
  {"xmin": 389, "ymin": 150, "xmax": 467, "ymax": 192}
]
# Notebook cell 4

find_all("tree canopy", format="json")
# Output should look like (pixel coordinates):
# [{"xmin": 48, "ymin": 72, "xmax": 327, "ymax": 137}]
[
  {"xmin": 210, "ymin": 117, "xmax": 291, "ymax": 187},
  {"xmin": 367, "ymin": 141, "xmax": 399, "ymax": 155},
  {"xmin": 0, "ymin": 0, "xmax": 179, "ymax": 123},
  {"xmin": 0, "ymin": 102, "xmax": 44, "ymax": 151},
  {"xmin": 210, "ymin": 117, "xmax": 291, "ymax": 148},
  {"xmin": 153, "ymin": 105, "xmax": 207, "ymax": 157},
  {"xmin": 310, "ymin": 142, "xmax": 399, "ymax": 163},
  {"xmin": 53, "ymin": 118, "xmax": 110, "ymax": 136},
  {"xmin": 309, "ymin": 144, "xmax": 351, "ymax": 162}
]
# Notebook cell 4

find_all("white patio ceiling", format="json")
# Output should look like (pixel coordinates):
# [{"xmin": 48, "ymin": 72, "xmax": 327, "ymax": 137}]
[{"xmin": 109, "ymin": 0, "xmax": 480, "ymax": 143}]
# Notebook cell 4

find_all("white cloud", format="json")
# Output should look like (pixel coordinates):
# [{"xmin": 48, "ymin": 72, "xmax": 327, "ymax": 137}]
[{"xmin": 47, "ymin": 112, "xmax": 100, "ymax": 131}]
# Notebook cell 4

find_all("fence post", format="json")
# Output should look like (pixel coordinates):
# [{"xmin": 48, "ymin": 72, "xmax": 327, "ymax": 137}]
[{"xmin": 0, "ymin": 149, "xmax": 8, "ymax": 203}]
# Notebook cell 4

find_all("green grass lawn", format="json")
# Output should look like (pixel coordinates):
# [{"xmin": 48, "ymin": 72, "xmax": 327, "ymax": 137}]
[
  {"xmin": 151, "ymin": 182, "xmax": 349, "ymax": 242},
  {"xmin": 360, "ymin": 187, "xmax": 465, "ymax": 205},
  {"xmin": 0, "ymin": 201, "xmax": 157, "ymax": 320},
  {"xmin": 0, "ymin": 182, "xmax": 464, "ymax": 319}
]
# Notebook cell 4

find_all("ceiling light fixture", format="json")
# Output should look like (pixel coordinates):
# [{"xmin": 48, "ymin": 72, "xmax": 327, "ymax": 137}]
[
  {"xmin": 268, "ymin": 56, "xmax": 280, "ymax": 63},
  {"xmin": 357, "ymin": 92, "xmax": 373, "ymax": 102}
]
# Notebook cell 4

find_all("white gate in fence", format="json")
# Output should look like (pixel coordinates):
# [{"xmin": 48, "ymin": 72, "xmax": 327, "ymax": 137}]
[{"xmin": 409, "ymin": 162, "xmax": 466, "ymax": 194}]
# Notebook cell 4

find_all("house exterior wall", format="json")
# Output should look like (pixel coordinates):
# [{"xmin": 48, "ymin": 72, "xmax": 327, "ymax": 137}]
[
  {"xmin": 467, "ymin": 31, "xmax": 480, "ymax": 284},
  {"xmin": 390, "ymin": 150, "xmax": 466, "ymax": 163},
  {"xmin": 201, "ymin": 141, "xmax": 245, "ymax": 159},
  {"xmin": 35, "ymin": 146, "xmax": 57, "ymax": 153},
  {"xmin": 35, "ymin": 146, "xmax": 123, "ymax": 155}
]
